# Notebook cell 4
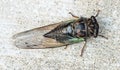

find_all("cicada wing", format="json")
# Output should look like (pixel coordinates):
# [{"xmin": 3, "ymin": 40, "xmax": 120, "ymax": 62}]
[{"xmin": 13, "ymin": 19, "xmax": 77, "ymax": 49}]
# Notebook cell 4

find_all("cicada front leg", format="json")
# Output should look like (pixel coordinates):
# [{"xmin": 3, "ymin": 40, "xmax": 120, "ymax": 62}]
[{"xmin": 69, "ymin": 12, "xmax": 79, "ymax": 18}]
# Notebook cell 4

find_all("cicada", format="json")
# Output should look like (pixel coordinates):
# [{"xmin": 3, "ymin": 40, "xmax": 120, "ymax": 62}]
[{"xmin": 13, "ymin": 10, "xmax": 107, "ymax": 56}]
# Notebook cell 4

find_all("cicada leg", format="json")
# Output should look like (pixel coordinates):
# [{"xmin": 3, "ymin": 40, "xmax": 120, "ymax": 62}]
[
  {"xmin": 98, "ymin": 35, "xmax": 108, "ymax": 39},
  {"xmin": 80, "ymin": 41, "xmax": 87, "ymax": 56},
  {"xmin": 69, "ymin": 12, "xmax": 79, "ymax": 18},
  {"xmin": 64, "ymin": 45, "xmax": 68, "ymax": 49}
]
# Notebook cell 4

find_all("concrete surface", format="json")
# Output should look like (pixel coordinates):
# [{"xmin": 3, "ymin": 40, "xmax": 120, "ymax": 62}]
[{"xmin": 0, "ymin": 0, "xmax": 120, "ymax": 70}]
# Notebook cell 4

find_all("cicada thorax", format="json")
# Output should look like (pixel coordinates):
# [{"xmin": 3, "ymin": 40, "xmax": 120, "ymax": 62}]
[{"xmin": 69, "ymin": 18, "xmax": 86, "ymax": 38}]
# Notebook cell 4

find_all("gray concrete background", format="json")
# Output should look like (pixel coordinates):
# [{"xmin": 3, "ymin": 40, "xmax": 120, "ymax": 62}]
[{"xmin": 0, "ymin": 0, "xmax": 120, "ymax": 70}]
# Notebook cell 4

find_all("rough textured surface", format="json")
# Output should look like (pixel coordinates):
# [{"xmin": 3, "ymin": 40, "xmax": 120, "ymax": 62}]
[{"xmin": 0, "ymin": 0, "xmax": 120, "ymax": 70}]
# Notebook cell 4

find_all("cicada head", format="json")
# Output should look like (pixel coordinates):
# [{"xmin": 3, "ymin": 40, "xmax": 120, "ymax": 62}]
[{"xmin": 88, "ymin": 16, "xmax": 99, "ymax": 38}]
